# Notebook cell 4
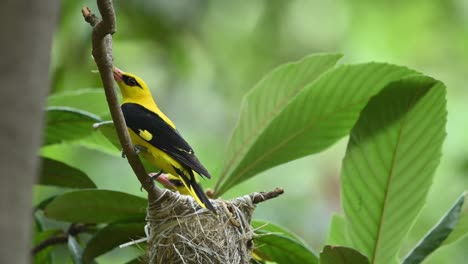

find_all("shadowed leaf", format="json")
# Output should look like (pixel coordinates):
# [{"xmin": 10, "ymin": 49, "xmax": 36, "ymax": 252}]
[
  {"xmin": 403, "ymin": 193, "xmax": 465, "ymax": 264},
  {"xmin": 39, "ymin": 157, "xmax": 96, "ymax": 188},
  {"xmin": 44, "ymin": 106, "xmax": 101, "ymax": 145},
  {"xmin": 83, "ymin": 222, "xmax": 146, "ymax": 263},
  {"xmin": 252, "ymin": 220, "xmax": 318, "ymax": 264},
  {"xmin": 320, "ymin": 245, "xmax": 369, "ymax": 264},
  {"xmin": 44, "ymin": 190, "xmax": 147, "ymax": 223},
  {"xmin": 341, "ymin": 76, "xmax": 447, "ymax": 263},
  {"xmin": 442, "ymin": 208, "xmax": 468, "ymax": 246}
]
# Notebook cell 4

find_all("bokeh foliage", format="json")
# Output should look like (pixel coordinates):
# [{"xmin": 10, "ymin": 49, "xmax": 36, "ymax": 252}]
[{"xmin": 35, "ymin": 0, "xmax": 468, "ymax": 263}]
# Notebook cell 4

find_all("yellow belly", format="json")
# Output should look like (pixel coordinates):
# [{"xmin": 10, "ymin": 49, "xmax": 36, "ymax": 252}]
[{"xmin": 128, "ymin": 129, "xmax": 186, "ymax": 177}]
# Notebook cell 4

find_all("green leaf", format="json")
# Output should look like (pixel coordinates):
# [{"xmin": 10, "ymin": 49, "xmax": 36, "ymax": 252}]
[
  {"xmin": 78, "ymin": 131, "xmax": 121, "ymax": 156},
  {"xmin": 39, "ymin": 157, "xmax": 96, "ymax": 188},
  {"xmin": 320, "ymin": 245, "xmax": 369, "ymax": 264},
  {"xmin": 326, "ymin": 214, "xmax": 351, "ymax": 246},
  {"xmin": 443, "ymin": 207, "xmax": 468, "ymax": 246},
  {"xmin": 83, "ymin": 222, "xmax": 146, "ymax": 263},
  {"xmin": 47, "ymin": 88, "xmax": 110, "ymax": 118},
  {"xmin": 35, "ymin": 196, "xmax": 57, "ymax": 212},
  {"xmin": 252, "ymin": 220, "xmax": 318, "ymax": 264},
  {"xmin": 44, "ymin": 106, "xmax": 101, "ymax": 145},
  {"xmin": 44, "ymin": 190, "xmax": 147, "ymax": 223},
  {"xmin": 214, "ymin": 53, "xmax": 342, "ymax": 194},
  {"xmin": 402, "ymin": 193, "xmax": 465, "ymax": 264},
  {"xmin": 341, "ymin": 76, "xmax": 447, "ymax": 264},
  {"xmin": 215, "ymin": 59, "xmax": 419, "ymax": 196}
]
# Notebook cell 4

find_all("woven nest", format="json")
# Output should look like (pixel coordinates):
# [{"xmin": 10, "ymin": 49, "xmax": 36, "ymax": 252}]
[{"xmin": 146, "ymin": 190, "xmax": 262, "ymax": 264}]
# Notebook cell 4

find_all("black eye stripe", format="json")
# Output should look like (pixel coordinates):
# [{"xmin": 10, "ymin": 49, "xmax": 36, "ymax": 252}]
[
  {"xmin": 169, "ymin": 179, "xmax": 184, "ymax": 187},
  {"xmin": 122, "ymin": 75, "xmax": 142, "ymax": 88}
]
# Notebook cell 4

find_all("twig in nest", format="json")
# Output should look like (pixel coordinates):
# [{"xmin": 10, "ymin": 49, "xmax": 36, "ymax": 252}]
[
  {"xmin": 250, "ymin": 188, "xmax": 284, "ymax": 204},
  {"xmin": 220, "ymin": 201, "xmax": 241, "ymax": 227},
  {"xmin": 81, "ymin": 2, "xmax": 161, "ymax": 199}
]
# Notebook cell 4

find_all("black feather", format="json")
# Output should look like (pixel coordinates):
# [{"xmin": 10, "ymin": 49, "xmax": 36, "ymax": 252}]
[
  {"xmin": 173, "ymin": 166, "xmax": 216, "ymax": 213},
  {"xmin": 121, "ymin": 103, "xmax": 211, "ymax": 178}
]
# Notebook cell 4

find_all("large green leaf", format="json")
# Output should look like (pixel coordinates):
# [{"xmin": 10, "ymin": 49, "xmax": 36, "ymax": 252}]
[
  {"xmin": 47, "ymin": 88, "xmax": 110, "ymax": 118},
  {"xmin": 341, "ymin": 76, "xmax": 447, "ymax": 264},
  {"xmin": 320, "ymin": 245, "xmax": 369, "ymax": 264},
  {"xmin": 83, "ymin": 222, "xmax": 146, "ymax": 263},
  {"xmin": 44, "ymin": 190, "xmax": 147, "ymax": 223},
  {"xmin": 44, "ymin": 106, "xmax": 101, "ymax": 145},
  {"xmin": 215, "ymin": 60, "xmax": 419, "ymax": 196},
  {"xmin": 402, "ymin": 193, "xmax": 465, "ymax": 264},
  {"xmin": 39, "ymin": 157, "xmax": 96, "ymax": 188},
  {"xmin": 326, "ymin": 214, "xmax": 350, "ymax": 246},
  {"xmin": 442, "ymin": 207, "xmax": 468, "ymax": 246},
  {"xmin": 252, "ymin": 220, "xmax": 318, "ymax": 264},
  {"xmin": 214, "ymin": 53, "xmax": 343, "ymax": 194}
]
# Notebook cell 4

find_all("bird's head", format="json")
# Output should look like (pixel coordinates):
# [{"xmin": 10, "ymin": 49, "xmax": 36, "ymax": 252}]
[{"xmin": 112, "ymin": 66, "xmax": 152, "ymax": 101}]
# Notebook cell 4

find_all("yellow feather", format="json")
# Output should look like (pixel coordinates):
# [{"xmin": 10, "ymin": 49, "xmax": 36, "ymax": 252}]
[{"xmin": 138, "ymin": 129, "xmax": 153, "ymax": 141}]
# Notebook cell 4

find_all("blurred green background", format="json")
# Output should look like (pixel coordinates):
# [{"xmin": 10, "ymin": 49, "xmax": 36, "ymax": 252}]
[{"xmin": 37, "ymin": 0, "xmax": 468, "ymax": 263}]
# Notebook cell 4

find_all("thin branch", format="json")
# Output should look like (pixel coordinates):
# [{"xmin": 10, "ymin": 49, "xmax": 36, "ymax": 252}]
[
  {"xmin": 32, "ymin": 224, "xmax": 90, "ymax": 255},
  {"xmin": 81, "ymin": 1, "xmax": 161, "ymax": 199},
  {"xmin": 250, "ymin": 188, "xmax": 284, "ymax": 204}
]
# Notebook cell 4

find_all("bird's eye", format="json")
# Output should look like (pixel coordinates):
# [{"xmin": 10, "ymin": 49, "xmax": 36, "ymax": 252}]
[
  {"xmin": 122, "ymin": 75, "xmax": 139, "ymax": 87},
  {"xmin": 128, "ymin": 77, "xmax": 137, "ymax": 86}
]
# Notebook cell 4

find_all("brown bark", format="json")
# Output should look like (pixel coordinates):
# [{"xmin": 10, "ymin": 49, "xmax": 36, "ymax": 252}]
[{"xmin": 0, "ymin": 0, "xmax": 60, "ymax": 263}]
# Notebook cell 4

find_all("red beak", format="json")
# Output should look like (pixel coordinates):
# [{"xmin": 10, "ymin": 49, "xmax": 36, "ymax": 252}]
[{"xmin": 112, "ymin": 66, "xmax": 123, "ymax": 82}]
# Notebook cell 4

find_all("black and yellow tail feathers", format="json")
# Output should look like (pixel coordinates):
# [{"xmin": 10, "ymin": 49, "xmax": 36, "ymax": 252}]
[{"xmin": 173, "ymin": 166, "xmax": 216, "ymax": 213}]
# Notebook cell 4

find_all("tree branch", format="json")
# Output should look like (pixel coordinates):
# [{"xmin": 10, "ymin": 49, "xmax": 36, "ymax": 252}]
[
  {"xmin": 32, "ymin": 224, "xmax": 90, "ymax": 255},
  {"xmin": 81, "ymin": 1, "xmax": 161, "ymax": 199},
  {"xmin": 250, "ymin": 188, "xmax": 284, "ymax": 204}
]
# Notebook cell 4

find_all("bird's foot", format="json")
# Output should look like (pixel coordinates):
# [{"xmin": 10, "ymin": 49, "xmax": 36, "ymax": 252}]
[
  {"xmin": 134, "ymin": 144, "xmax": 148, "ymax": 154},
  {"xmin": 121, "ymin": 144, "xmax": 148, "ymax": 158},
  {"xmin": 140, "ymin": 170, "xmax": 164, "ymax": 191},
  {"xmin": 148, "ymin": 170, "xmax": 163, "ymax": 182}
]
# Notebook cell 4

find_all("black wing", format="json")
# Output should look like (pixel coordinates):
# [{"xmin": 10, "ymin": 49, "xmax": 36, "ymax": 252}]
[{"xmin": 121, "ymin": 103, "xmax": 211, "ymax": 178}]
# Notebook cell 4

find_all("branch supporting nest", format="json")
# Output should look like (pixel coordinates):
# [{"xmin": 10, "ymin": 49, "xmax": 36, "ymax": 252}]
[{"xmin": 250, "ymin": 188, "xmax": 284, "ymax": 204}]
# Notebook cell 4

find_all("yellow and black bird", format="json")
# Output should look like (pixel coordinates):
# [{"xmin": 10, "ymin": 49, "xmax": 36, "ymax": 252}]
[{"xmin": 112, "ymin": 66, "xmax": 215, "ymax": 212}]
